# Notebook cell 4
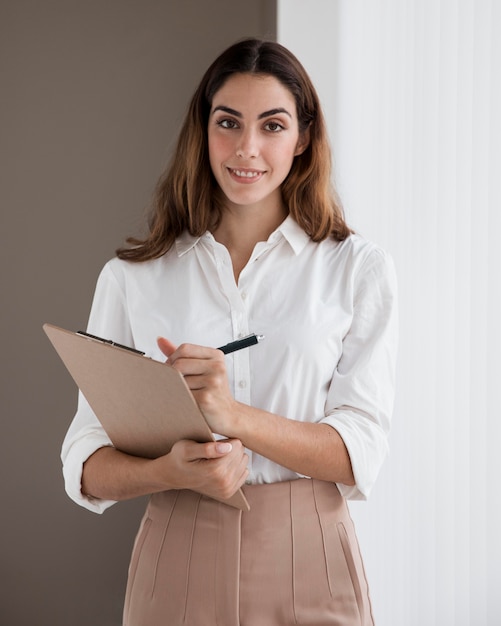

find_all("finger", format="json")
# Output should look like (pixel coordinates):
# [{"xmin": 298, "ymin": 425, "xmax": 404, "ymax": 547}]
[
  {"xmin": 171, "ymin": 354, "xmax": 226, "ymax": 380},
  {"xmin": 169, "ymin": 343, "xmax": 222, "ymax": 364},
  {"xmin": 238, "ymin": 464, "xmax": 250, "ymax": 487},
  {"xmin": 215, "ymin": 441, "xmax": 234, "ymax": 455},
  {"xmin": 183, "ymin": 439, "xmax": 235, "ymax": 461},
  {"xmin": 224, "ymin": 454, "xmax": 250, "ymax": 493},
  {"xmin": 157, "ymin": 337, "xmax": 177, "ymax": 361}
]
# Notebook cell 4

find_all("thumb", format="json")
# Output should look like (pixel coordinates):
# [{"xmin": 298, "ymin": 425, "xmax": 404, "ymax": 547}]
[
  {"xmin": 157, "ymin": 336, "xmax": 177, "ymax": 361},
  {"xmin": 214, "ymin": 441, "xmax": 233, "ymax": 455},
  {"xmin": 182, "ymin": 440, "xmax": 233, "ymax": 461},
  {"xmin": 200, "ymin": 441, "xmax": 233, "ymax": 458}
]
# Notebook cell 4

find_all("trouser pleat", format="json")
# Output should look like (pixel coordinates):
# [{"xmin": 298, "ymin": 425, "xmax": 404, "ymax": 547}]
[{"xmin": 123, "ymin": 480, "xmax": 375, "ymax": 626}]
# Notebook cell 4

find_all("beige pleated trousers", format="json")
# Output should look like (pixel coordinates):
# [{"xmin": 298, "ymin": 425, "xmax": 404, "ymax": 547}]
[{"xmin": 123, "ymin": 479, "xmax": 375, "ymax": 626}]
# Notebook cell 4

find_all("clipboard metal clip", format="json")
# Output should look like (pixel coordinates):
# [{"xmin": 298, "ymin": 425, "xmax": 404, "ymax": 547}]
[{"xmin": 76, "ymin": 331, "xmax": 146, "ymax": 356}]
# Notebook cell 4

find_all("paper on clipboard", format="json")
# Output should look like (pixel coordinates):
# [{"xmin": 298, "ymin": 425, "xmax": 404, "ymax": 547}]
[{"xmin": 43, "ymin": 323, "xmax": 249, "ymax": 511}]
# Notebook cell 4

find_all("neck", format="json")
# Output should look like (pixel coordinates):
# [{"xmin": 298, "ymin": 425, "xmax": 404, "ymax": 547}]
[{"xmin": 212, "ymin": 200, "xmax": 288, "ymax": 282}]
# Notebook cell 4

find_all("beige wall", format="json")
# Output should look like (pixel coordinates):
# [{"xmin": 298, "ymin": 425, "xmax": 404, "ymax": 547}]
[{"xmin": 0, "ymin": 2, "xmax": 275, "ymax": 624}]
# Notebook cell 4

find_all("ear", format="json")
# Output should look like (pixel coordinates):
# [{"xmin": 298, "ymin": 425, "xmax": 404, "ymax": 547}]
[{"xmin": 294, "ymin": 126, "xmax": 311, "ymax": 156}]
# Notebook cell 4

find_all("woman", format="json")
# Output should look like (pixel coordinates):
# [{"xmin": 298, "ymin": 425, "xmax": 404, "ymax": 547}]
[{"xmin": 62, "ymin": 39, "xmax": 398, "ymax": 625}]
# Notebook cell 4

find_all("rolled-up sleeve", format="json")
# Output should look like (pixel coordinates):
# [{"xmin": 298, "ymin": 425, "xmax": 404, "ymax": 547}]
[
  {"xmin": 321, "ymin": 248, "xmax": 398, "ymax": 500},
  {"xmin": 60, "ymin": 261, "xmax": 132, "ymax": 514}
]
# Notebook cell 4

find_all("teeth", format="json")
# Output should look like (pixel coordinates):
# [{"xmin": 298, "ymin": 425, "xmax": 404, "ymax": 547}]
[{"xmin": 232, "ymin": 169, "xmax": 260, "ymax": 178}]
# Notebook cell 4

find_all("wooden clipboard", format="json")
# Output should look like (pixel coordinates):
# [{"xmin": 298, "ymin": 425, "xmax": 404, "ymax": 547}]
[{"xmin": 43, "ymin": 323, "xmax": 249, "ymax": 511}]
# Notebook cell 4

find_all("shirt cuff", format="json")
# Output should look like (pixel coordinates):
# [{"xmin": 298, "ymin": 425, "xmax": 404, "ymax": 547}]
[
  {"xmin": 61, "ymin": 431, "xmax": 118, "ymax": 514},
  {"xmin": 320, "ymin": 411, "xmax": 389, "ymax": 500}
]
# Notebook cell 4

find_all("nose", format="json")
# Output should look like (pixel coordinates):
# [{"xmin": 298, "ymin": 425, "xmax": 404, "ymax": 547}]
[{"xmin": 236, "ymin": 128, "xmax": 259, "ymax": 159}]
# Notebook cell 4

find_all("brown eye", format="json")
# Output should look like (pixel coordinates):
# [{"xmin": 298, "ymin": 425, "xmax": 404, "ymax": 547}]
[
  {"xmin": 217, "ymin": 119, "xmax": 239, "ymax": 130},
  {"xmin": 264, "ymin": 121, "xmax": 284, "ymax": 132}
]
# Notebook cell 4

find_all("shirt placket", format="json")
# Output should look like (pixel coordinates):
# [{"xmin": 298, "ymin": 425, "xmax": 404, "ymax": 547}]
[{"xmin": 213, "ymin": 243, "xmax": 254, "ymax": 478}]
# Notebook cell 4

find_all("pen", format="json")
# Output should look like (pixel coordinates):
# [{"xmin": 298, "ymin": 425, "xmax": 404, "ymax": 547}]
[
  {"xmin": 217, "ymin": 333, "xmax": 264, "ymax": 355},
  {"xmin": 76, "ymin": 329, "xmax": 264, "ymax": 357}
]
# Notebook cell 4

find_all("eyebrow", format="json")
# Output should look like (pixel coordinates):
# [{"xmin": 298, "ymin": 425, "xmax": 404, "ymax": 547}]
[{"xmin": 212, "ymin": 105, "xmax": 292, "ymax": 119}]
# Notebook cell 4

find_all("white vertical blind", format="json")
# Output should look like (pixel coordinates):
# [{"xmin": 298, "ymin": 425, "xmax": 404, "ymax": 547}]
[{"xmin": 278, "ymin": 1, "xmax": 501, "ymax": 625}]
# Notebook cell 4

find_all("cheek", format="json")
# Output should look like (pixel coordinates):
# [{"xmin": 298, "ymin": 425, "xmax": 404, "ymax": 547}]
[
  {"xmin": 208, "ymin": 133, "xmax": 232, "ymax": 163},
  {"xmin": 270, "ymin": 141, "xmax": 297, "ymax": 173}
]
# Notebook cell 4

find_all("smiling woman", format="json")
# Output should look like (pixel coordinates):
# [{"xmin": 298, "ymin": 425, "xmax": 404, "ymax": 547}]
[
  {"xmin": 207, "ymin": 74, "xmax": 308, "ymax": 233},
  {"xmin": 115, "ymin": 39, "xmax": 351, "ymax": 263},
  {"xmin": 206, "ymin": 73, "xmax": 310, "ymax": 278},
  {"xmin": 61, "ymin": 38, "xmax": 398, "ymax": 626}
]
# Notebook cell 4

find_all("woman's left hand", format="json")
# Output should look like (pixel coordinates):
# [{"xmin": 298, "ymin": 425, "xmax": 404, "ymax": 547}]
[{"xmin": 157, "ymin": 337, "xmax": 238, "ymax": 437}]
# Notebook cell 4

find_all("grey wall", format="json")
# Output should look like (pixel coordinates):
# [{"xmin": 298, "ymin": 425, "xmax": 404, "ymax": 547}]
[{"xmin": 0, "ymin": 2, "xmax": 275, "ymax": 624}]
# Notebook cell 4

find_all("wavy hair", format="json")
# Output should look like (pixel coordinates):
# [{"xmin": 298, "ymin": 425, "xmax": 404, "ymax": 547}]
[{"xmin": 117, "ymin": 39, "xmax": 351, "ymax": 261}]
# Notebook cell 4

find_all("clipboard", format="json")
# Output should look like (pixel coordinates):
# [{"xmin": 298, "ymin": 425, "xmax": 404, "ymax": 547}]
[{"xmin": 43, "ymin": 323, "xmax": 249, "ymax": 511}]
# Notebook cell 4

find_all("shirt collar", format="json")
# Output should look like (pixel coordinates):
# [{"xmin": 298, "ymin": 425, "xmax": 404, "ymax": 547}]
[
  {"xmin": 274, "ymin": 215, "xmax": 310, "ymax": 255},
  {"xmin": 174, "ymin": 215, "xmax": 310, "ymax": 258},
  {"xmin": 175, "ymin": 231, "xmax": 204, "ymax": 257}
]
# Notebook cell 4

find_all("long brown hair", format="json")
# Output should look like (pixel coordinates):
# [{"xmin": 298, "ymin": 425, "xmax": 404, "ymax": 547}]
[{"xmin": 117, "ymin": 39, "xmax": 351, "ymax": 262}]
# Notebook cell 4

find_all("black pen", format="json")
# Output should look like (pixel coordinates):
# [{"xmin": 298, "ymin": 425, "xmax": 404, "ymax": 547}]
[
  {"xmin": 217, "ymin": 333, "xmax": 264, "ymax": 355},
  {"xmin": 77, "ymin": 329, "xmax": 264, "ymax": 357}
]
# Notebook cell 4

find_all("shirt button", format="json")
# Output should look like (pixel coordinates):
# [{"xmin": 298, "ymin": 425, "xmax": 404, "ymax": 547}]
[
  {"xmin": 245, "ymin": 479, "xmax": 252, "ymax": 485},
  {"xmin": 241, "ymin": 291, "xmax": 248, "ymax": 300},
  {"xmin": 238, "ymin": 380, "xmax": 247, "ymax": 389}
]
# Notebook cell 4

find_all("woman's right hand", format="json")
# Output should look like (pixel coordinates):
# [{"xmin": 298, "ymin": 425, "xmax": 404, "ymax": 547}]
[
  {"xmin": 81, "ymin": 438, "xmax": 248, "ymax": 504},
  {"xmin": 152, "ymin": 438, "xmax": 249, "ymax": 502}
]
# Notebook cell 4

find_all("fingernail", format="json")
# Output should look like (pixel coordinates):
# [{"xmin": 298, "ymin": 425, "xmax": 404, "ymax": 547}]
[{"xmin": 216, "ymin": 442, "xmax": 232, "ymax": 454}]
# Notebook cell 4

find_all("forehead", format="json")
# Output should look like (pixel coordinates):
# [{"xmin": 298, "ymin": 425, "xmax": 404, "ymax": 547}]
[{"xmin": 210, "ymin": 73, "xmax": 297, "ymax": 116}]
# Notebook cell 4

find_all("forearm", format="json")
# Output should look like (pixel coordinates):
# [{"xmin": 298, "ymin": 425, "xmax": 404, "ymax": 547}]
[
  {"xmin": 232, "ymin": 404, "xmax": 355, "ymax": 486},
  {"xmin": 157, "ymin": 341, "xmax": 355, "ymax": 486},
  {"xmin": 81, "ymin": 446, "xmax": 169, "ymax": 502},
  {"xmin": 81, "ymin": 439, "xmax": 249, "ymax": 504}
]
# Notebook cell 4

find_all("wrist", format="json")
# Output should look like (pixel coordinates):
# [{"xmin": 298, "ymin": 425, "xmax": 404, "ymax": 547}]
[
  {"xmin": 228, "ymin": 401, "xmax": 254, "ymax": 443},
  {"xmin": 145, "ymin": 454, "xmax": 179, "ymax": 493}
]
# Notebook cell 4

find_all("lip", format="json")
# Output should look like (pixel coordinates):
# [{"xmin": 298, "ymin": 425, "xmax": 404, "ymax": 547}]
[{"xmin": 227, "ymin": 167, "xmax": 265, "ymax": 183}]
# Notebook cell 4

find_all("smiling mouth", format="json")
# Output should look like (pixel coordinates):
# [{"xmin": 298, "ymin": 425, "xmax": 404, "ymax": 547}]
[{"xmin": 228, "ymin": 168, "xmax": 264, "ymax": 180}]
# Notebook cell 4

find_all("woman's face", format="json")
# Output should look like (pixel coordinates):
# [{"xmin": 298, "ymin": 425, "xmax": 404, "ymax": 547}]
[{"xmin": 208, "ymin": 73, "xmax": 308, "ymax": 215}]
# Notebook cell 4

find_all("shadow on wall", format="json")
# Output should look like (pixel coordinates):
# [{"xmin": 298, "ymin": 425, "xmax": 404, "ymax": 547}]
[{"xmin": 0, "ymin": 1, "xmax": 276, "ymax": 624}]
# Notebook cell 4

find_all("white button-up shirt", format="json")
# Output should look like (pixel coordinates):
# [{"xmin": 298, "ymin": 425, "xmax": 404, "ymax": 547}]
[{"xmin": 61, "ymin": 216, "xmax": 398, "ymax": 513}]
